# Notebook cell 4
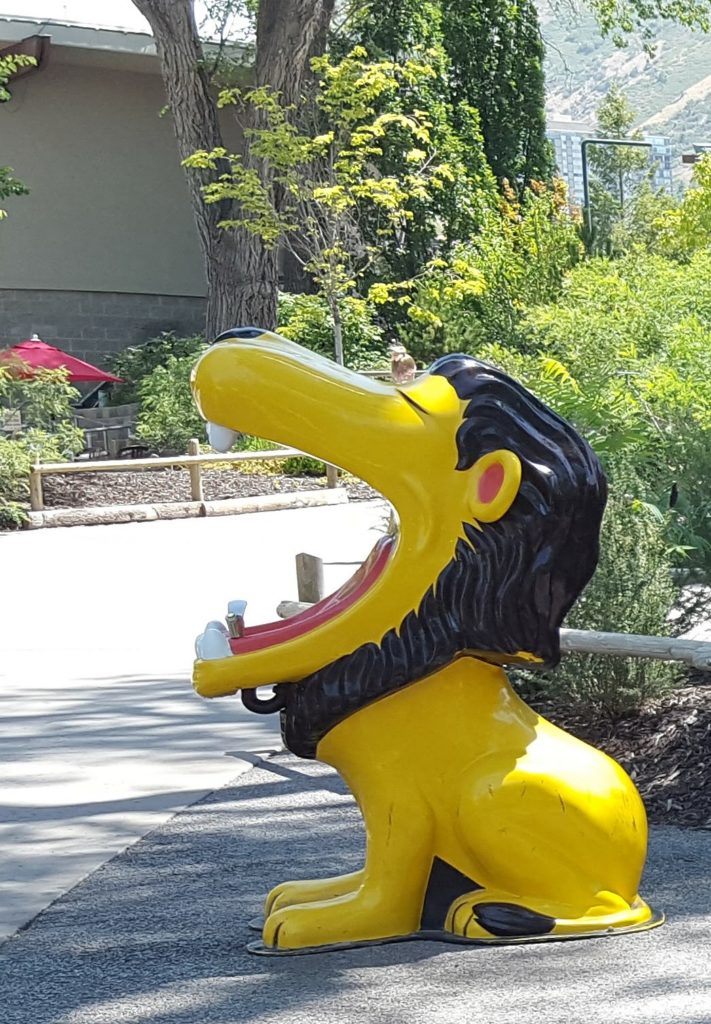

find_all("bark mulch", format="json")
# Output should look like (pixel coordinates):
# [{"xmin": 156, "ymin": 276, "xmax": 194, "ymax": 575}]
[
  {"xmin": 42, "ymin": 468, "xmax": 379, "ymax": 508},
  {"xmin": 531, "ymin": 685, "xmax": 711, "ymax": 829}
]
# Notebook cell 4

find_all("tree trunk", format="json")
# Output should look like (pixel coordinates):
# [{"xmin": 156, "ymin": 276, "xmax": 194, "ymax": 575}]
[
  {"xmin": 130, "ymin": 1, "xmax": 267, "ymax": 338},
  {"xmin": 255, "ymin": 0, "xmax": 335, "ymax": 100},
  {"xmin": 133, "ymin": 0, "xmax": 336, "ymax": 339}
]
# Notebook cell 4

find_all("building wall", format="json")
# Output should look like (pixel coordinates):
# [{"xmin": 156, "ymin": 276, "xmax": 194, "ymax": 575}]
[
  {"xmin": 547, "ymin": 126, "xmax": 588, "ymax": 206},
  {"xmin": 646, "ymin": 136, "xmax": 674, "ymax": 193},
  {"xmin": 0, "ymin": 46, "xmax": 242, "ymax": 355},
  {"xmin": 0, "ymin": 288, "xmax": 205, "ymax": 364},
  {"xmin": 0, "ymin": 56, "xmax": 211, "ymax": 299},
  {"xmin": 548, "ymin": 120, "xmax": 675, "ymax": 208}
]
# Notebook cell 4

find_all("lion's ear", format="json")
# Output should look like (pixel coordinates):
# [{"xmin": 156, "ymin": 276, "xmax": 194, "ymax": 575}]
[{"xmin": 466, "ymin": 449, "xmax": 522, "ymax": 524}]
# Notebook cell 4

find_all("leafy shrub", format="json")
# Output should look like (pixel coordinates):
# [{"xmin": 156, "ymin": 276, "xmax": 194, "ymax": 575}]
[
  {"xmin": 536, "ymin": 477, "xmax": 679, "ymax": 718},
  {"xmin": 277, "ymin": 293, "xmax": 387, "ymax": 369},
  {"xmin": 0, "ymin": 360, "xmax": 80, "ymax": 430},
  {"xmin": 108, "ymin": 333, "xmax": 206, "ymax": 405},
  {"xmin": 230, "ymin": 434, "xmax": 287, "ymax": 476},
  {"xmin": 392, "ymin": 181, "xmax": 582, "ymax": 363},
  {"xmin": 136, "ymin": 353, "xmax": 206, "ymax": 453},
  {"xmin": 467, "ymin": 251, "xmax": 711, "ymax": 571},
  {"xmin": 282, "ymin": 455, "xmax": 327, "ymax": 477},
  {"xmin": 0, "ymin": 363, "xmax": 83, "ymax": 502},
  {"xmin": 0, "ymin": 500, "xmax": 28, "ymax": 530},
  {"xmin": 0, "ymin": 426, "xmax": 84, "ymax": 502}
]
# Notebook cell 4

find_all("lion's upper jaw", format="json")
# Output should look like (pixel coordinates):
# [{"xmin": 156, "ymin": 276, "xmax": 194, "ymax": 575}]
[{"xmin": 191, "ymin": 335, "xmax": 605, "ymax": 728}]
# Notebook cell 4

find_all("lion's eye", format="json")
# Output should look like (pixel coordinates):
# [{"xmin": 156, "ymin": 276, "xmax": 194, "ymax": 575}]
[{"xmin": 212, "ymin": 327, "xmax": 263, "ymax": 345}]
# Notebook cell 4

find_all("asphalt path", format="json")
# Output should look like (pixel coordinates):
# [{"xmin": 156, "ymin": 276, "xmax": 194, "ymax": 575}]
[
  {"xmin": 0, "ymin": 755, "xmax": 708, "ymax": 1024},
  {"xmin": 0, "ymin": 500, "xmax": 388, "ymax": 941}
]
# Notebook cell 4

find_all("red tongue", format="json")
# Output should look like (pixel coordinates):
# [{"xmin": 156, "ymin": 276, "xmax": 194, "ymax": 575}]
[{"xmin": 228, "ymin": 535, "xmax": 395, "ymax": 655}]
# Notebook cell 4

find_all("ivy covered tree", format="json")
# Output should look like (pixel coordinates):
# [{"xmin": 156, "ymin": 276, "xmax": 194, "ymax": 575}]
[
  {"xmin": 441, "ymin": 0, "xmax": 551, "ymax": 188},
  {"xmin": 343, "ymin": 0, "xmax": 552, "ymax": 190}
]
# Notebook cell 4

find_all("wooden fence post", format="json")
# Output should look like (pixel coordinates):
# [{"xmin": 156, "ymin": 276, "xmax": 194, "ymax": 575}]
[
  {"xmin": 187, "ymin": 439, "xmax": 204, "ymax": 502},
  {"xmin": 296, "ymin": 552, "xmax": 325, "ymax": 603},
  {"xmin": 29, "ymin": 464, "xmax": 44, "ymax": 511}
]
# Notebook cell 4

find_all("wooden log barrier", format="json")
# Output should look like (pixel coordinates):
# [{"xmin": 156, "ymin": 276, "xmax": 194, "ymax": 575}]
[{"xmin": 283, "ymin": 554, "xmax": 711, "ymax": 670}]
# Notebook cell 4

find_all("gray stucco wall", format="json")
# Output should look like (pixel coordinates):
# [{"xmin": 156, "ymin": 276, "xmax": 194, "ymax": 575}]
[
  {"xmin": 0, "ymin": 55, "xmax": 209, "ymax": 298},
  {"xmin": 0, "ymin": 289, "xmax": 206, "ymax": 364}
]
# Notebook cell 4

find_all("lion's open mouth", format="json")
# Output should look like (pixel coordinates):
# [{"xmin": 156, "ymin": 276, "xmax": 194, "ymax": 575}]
[{"xmin": 194, "ymin": 419, "xmax": 396, "ymax": 666}]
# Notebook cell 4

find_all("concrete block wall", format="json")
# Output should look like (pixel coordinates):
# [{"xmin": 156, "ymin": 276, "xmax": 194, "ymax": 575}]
[{"xmin": 0, "ymin": 289, "xmax": 206, "ymax": 366}]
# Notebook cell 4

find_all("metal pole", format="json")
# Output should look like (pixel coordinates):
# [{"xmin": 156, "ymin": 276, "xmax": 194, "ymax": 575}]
[{"xmin": 581, "ymin": 137, "xmax": 652, "ymax": 236}]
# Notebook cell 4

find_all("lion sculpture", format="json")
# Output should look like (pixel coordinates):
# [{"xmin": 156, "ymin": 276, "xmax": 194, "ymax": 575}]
[{"xmin": 191, "ymin": 328, "xmax": 662, "ymax": 953}]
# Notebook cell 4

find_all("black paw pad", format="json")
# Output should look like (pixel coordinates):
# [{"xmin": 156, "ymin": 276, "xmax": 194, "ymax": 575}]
[{"xmin": 474, "ymin": 902, "xmax": 556, "ymax": 937}]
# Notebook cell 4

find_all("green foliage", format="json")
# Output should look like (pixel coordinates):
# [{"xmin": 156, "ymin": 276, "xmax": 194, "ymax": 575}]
[
  {"xmin": 335, "ymin": 3, "xmax": 497, "ymax": 285},
  {"xmin": 108, "ymin": 333, "xmax": 206, "ymax": 405},
  {"xmin": 0, "ymin": 360, "xmax": 83, "ymax": 502},
  {"xmin": 185, "ymin": 47, "xmax": 483, "ymax": 362},
  {"xmin": 344, "ymin": 0, "xmax": 552, "ymax": 190},
  {"xmin": 652, "ymin": 155, "xmax": 711, "ymax": 258},
  {"xmin": 387, "ymin": 181, "xmax": 582, "ymax": 363},
  {"xmin": 542, "ymin": 477, "xmax": 678, "ymax": 718},
  {"xmin": 0, "ymin": 360, "xmax": 81, "ymax": 430},
  {"xmin": 587, "ymin": 86, "xmax": 652, "ymax": 254},
  {"xmin": 282, "ymin": 455, "xmax": 327, "ymax": 477},
  {"xmin": 0, "ymin": 427, "xmax": 83, "ymax": 503},
  {"xmin": 440, "ymin": 0, "xmax": 552, "ymax": 188},
  {"xmin": 583, "ymin": 0, "xmax": 711, "ymax": 39},
  {"xmin": 136, "ymin": 353, "xmax": 206, "ymax": 452},
  {"xmin": 277, "ymin": 293, "xmax": 387, "ymax": 369},
  {"xmin": 0, "ymin": 500, "xmax": 28, "ymax": 530},
  {"xmin": 468, "ymin": 251, "xmax": 711, "ymax": 571},
  {"xmin": 227, "ymin": 434, "xmax": 287, "ymax": 476},
  {"xmin": 590, "ymin": 86, "xmax": 648, "ymax": 186}
]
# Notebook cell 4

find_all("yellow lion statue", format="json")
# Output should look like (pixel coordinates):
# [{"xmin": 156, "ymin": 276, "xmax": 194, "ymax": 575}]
[{"xmin": 191, "ymin": 328, "xmax": 662, "ymax": 953}]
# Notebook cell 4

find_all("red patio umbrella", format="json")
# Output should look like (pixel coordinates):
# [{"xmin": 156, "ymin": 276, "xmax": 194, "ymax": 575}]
[{"xmin": 1, "ymin": 335, "xmax": 123, "ymax": 383}]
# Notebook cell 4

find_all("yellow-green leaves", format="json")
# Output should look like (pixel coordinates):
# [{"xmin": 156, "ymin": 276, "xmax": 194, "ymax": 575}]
[{"xmin": 184, "ymin": 47, "xmax": 454, "ymax": 329}]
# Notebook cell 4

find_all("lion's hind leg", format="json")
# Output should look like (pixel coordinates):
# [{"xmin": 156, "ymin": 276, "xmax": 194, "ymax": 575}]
[
  {"xmin": 265, "ymin": 870, "xmax": 364, "ymax": 916},
  {"xmin": 446, "ymin": 887, "xmax": 656, "ymax": 942}
]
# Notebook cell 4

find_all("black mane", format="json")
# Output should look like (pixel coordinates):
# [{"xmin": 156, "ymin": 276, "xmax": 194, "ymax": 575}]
[{"xmin": 279, "ymin": 355, "xmax": 608, "ymax": 758}]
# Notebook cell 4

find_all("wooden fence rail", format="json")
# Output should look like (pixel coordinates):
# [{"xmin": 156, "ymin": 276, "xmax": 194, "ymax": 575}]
[{"xmin": 28, "ymin": 440, "xmax": 335, "ymax": 511}]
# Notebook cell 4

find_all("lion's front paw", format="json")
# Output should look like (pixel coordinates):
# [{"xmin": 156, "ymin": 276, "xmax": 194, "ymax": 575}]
[
  {"xmin": 265, "ymin": 870, "xmax": 364, "ymax": 916},
  {"xmin": 263, "ymin": 903, "xmax": 334, "ymax": 950},
  {"xmin": 262, "ymin": 891, "xmax": 415, "ymax": 950}
]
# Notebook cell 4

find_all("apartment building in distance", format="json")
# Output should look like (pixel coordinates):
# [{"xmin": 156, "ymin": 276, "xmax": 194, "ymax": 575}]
[{"xmin": 547, "ymin": 116, "xmax": 675, "ymax": 207}]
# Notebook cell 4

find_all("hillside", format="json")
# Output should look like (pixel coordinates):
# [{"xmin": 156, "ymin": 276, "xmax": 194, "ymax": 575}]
[{"xmin": 541, "ymin": 1, "xmax": 711, "ymax": 176}]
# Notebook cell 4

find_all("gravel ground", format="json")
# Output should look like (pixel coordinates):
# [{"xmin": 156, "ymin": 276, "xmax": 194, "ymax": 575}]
[
  {"xmin": 42, "ymin": 469, "xmax": 380, "ymax": 508},
  {"xmin": 0, "ymin": 755, "xmax": 708, "ymax": 1024}
]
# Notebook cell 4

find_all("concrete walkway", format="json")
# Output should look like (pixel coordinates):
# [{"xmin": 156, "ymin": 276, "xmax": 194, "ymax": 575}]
[
  {"xmin": 0, "ymin": 755, "xmax": 709, "ymax": 1024},
  {"xmin": 0, "ymin": 500, "xmax": 388, "ymax": 941}
]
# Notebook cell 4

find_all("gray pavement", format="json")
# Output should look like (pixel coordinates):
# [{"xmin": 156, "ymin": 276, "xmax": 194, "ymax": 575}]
[
  {"xmin": 0, "ymin": 754, "xmax": 709, "ymax": 1024},
  {"xmin": 0, "ymin": 501, "xmax": 388, "ymax": 939}
]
